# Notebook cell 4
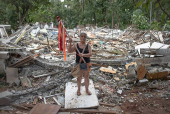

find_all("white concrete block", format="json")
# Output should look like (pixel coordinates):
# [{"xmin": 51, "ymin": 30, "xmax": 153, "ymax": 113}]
[{"xmin": 65, "ymin": 79, "xmax": 99, "ymax": 109}]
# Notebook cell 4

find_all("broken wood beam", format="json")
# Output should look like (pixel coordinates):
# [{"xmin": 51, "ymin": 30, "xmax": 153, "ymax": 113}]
[
  {"xmin": 91, "ymin": 59, "xmax": 129, "ymax": 65},
  {"xmin": 99, "ymin": 102, "xmax": 115, "ymax": 107},
  {"xmin": 30, "ymin": 45, "xmax": 47, "ymax": 52},
  {"xmin": 45, "ymin": 93, "xmax": 63, "ymax": 98},
  {"xmin": 91, "ymin": 63, "xmax": 108, "ymax": 67},
  {"xmin": 33, "ymin": 71, "xmax": 60, "ymax": 78},
  {"xmin": 147, "ymin": 71, "xmax": 169, "ymax": 80},
  {"xmin": 0, "ymin": 47, "xmax": 25, "ymax": 53},
  {"xmin": 8, "ymin": 54, "xmax": 38, "ymax": 68},
  {"xmin": 10, "ymin": 103, "xmax": 30, "ymax": 110},
  {"xmin": 29, "ymin": 103, "xmax": 61, "ymax": 114},
  {"xmin": 43, "ymin": 97, "xmax": 47, "ymax": 104},
  {"xmin": 14, "ymin": 24, "xmax": 30, "ymax": 44},
  {"xmin": 53, "ymin": 97, "xmax": 61, "ymax": 105},
  {"xmin": 22, "ymin": 104, "xmax": 34, "ymax": 108},
  {"xmin": 12, "ymin": 57, "xmax": 33, "ymax": 68},
  {"xmin": 125, "ymin": 62, "xmax": 137, "ymax": 70},
  {"xmin": 137, "ymin": 65, "xmax": 147, "ymax": 80},
  {"xmin": 100, "ymin": 67, "xmax": 116, "ymax": 74},
  {"xmin": 59, "ymin": 108, "xmax": 116, "ymax": 114},
  {"xmin": 33, "ymin": 97, "xmax": 38, "ymax": 105}
]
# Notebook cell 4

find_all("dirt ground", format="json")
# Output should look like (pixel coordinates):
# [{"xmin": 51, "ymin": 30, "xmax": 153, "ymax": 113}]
[
  {"xmin": 0, "ymin": 82, "xmax": 170, "ymax": 114},
  {"xmin": 121, "ymin": 97, "xmax": 170, "ymax": 114},
  {"xmin": 0, "ymin": 97, "xmax": 169, "ymax": 114},
  {"xmin": 120, "ymin": 83, "xmax": 170, "ymax": 114}
]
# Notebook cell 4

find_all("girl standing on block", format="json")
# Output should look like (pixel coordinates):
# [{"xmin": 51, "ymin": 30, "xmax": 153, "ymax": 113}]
[{"xmin": 68, "ymin": 32, "xmax": 92, "ymax": 96}]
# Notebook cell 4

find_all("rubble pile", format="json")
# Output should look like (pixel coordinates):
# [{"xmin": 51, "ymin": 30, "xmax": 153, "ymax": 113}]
[{"xmin": 0, "ymin": 23, "xmax": 170, "ymax": 113}]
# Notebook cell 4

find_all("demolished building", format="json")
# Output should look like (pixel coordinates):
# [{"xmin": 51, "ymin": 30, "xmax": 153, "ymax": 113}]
[{"xmin": 0, "ymin": 23, "xmax": 170, "ymax": 114}]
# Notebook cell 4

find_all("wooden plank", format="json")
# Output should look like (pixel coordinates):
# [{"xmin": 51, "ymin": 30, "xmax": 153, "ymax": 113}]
[
  {"xmin": 147, "ymin": 71, "xmax": 169, "ymax": 80},
  {"xmin": 59, "ymin": 108, "xmax": 116, "ymax": 114},
  {"xmin": 10, "ymin": 103, "xmax": 29, "ymax": 110},
  {"xmin": 133, "ymin": 56, "xmax": 170, "ymax": 64},
  {"xmin": 29, "ymin": 103, "xmax": 61, "ymax": 114},
  {"xmin": 9, "ymin": 55, "xmax": 33, "ymax": 67},
  {"xmin": 53, "ymin": 97, "xmax": 61, "ymax": 105},
  {"xmin": 100, "ymin": 67, "xmax": 116, "ymax": 74},
  {"xmin": 65, "ymin": 79, "xmax": 99, "ymax": 109},
  {"xmin": 33, "ymin": 97, "xmax": 38, "ymax": 105},
  {"xmin": 99, "ymin": 102, "xmax": 115, "ymax": 107},
  {"xmin": 14, "ymin": 30, "xmax": 26, "ymax": 44},
  {"xmin": 140, "ymin": 48, "xmax": 170, "ymax": 56},
  {"xmin": 125, "ymin": 62, "xmax": 137, "ymax": 70},
  {"xmin": 137, "ymin": 65, "xmax": 147, "ymax": 80},
  {"xmin": 33, "ymin": 72, "xmax": 60, "ymax": 78},
  {"xmin": 91, "ymin": 63, "xmax": 108, "ymax": 67}
]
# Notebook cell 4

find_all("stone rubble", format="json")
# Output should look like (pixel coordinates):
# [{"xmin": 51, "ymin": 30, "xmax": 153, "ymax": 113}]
[{"xmin": 0, "ymin": 23, "xmax": 170, "ymax": 113}]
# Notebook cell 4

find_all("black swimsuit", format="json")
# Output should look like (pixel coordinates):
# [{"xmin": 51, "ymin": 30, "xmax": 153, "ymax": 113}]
[{"xmin": 76, "ymin": 43, "xmax": 90, "ymax": 63}]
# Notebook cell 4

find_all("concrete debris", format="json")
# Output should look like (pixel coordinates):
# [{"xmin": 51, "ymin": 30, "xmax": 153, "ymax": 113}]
[
  {"xmin": 0, "ymin": 23, "xmax": 170, "ymax": 113},
  {"xmin": 0, "ymin": 91, "xmax": 13, "ymax": 105},
  {"xmin": 6, "ymin": 67, "xmax": 18, "ymax": 85}
]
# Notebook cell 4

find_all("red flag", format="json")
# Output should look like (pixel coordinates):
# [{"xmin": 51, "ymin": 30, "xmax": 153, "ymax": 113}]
[{"xmin": 57, "ymin": 16, "xmax": 66, "ymax": 61}]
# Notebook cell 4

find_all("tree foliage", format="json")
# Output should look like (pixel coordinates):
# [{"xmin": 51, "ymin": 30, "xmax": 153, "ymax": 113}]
[
  {"xmin": 0, "ymin": 0, "xmax": 51, "ymax": 29},
  {"xmin": 0, "ymin": 0, "xmax": 170, "ymax": 30},
  {"xmin": 131, "ymin": 9, "xmax": 149, "ymax": 30}
]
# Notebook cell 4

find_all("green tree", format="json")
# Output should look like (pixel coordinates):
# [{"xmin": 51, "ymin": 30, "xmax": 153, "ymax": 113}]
[
  {"xmin": 131, "ymin": 9, "xmax": 149, "ymax": 30},
  {"xmin": 2, "ymin": 0, "xmax": 51, "ymax": 26},
  {"xmin": 136, "ymin": 0, "xmax": 170, "ymax": 26}
]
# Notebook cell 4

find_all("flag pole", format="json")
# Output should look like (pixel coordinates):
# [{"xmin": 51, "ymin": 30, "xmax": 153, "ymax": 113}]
[
  {"xmin": 63, "ymin": 24, "xmax": 64, "ymax": 52},
  {"xmin": 58, "ymin": 21, "xmax": 60, "ymax": 54},
  {"xmin": 57, "ymin": 16, "xmax": 85, "ymax": 63},
  {"xmin": 63, "ymin": 24, "xmax": 66, "ymax": 61}
]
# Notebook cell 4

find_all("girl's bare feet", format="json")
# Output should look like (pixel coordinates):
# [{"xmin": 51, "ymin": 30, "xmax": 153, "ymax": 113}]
[
  {"xmin": 77, "ymin": 91, "xmax": 81, "ymax": 96},
  {"xmin": 86, "ymin": 90, "xmax": 92, "ymax": 95}
]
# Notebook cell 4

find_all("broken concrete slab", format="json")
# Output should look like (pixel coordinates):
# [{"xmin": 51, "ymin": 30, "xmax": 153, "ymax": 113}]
[
  {"xmin": 0, "ymin": 59, "xmax": 5, "ymax": 73},
  {"xmin": 139, "ymin": 78, "xmax": 148, "ymax": 85},
  {"xmin": 20, "ymin": 76, "xmax": 32, "ymax": 87},
  {"xmin": 6, "ymin": 67, "xmax": 18, "ymax": 84},
  {"xmin": 91, "ymin": 58, "xmax": 131, "ymax": 65},
  {"xmin": 126, "ymin": 66, "xmax": 137, "ymax": 79},
  {"xmin": 0, "ymin": 91, "xmax": 13, "ymax": 105},
  {"xmin": 0, "ymin": 47, "xmax": 26, "ymax": 53},
  {"xmin": 0, "ymin": 25, "xmax": 11, "ymax": 30},
  {"xmin": 65, "ymin": 79, "xmax": 99, "ymax": 109},
  {"xmin": 20, "ymin": 69, "xmax": 32, "ymax": 87},
  {"xmin": 134, "ymin": 56, "xmax": 170, "ymax": 64},
  {"xmin": 0, "ymin": 51, "xmax": 9, "ymax": 59},
  {"xmin": 140, "ymin": 48, "xmax": 170, "ymax": 56},
  {"xmin": 59, "ymin": 108, "xmax": 116, "ymax": 114},
  {"xmin": 135, "ymin": 42, "xmax": 170, "ymax": 54},
  {"xmin": 0, "ymin": 26, "xmax": 8, "ymax": 38}
]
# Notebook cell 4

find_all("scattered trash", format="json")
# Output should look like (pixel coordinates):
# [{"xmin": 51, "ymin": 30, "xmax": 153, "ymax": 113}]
[{"xmin": 0, "ymin": 23, "xmax": 170, "ymax": 113}]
